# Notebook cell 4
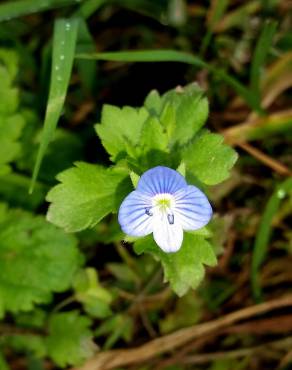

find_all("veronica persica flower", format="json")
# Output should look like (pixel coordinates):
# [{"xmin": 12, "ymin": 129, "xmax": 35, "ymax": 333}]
[{"xmin": 118, "ymin": 166, "xmax": 212, "ymax": 253}]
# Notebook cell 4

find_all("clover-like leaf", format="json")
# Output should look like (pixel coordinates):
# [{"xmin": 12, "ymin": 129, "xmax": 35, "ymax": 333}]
[
  {"xmin": 0, "ymin": 206, "xmax": 82, "ymax": 317},
  {"xmin": 183, "ymin": 130, "xmax": 238, "ymax": 185},
  {"xmin": 134, "ymin": 233, "xmax": 217, "ymax": 296},
  {"xmin": 95, "ymin": 104, "xmax": 149, "ymax": 160},
  {"xmin": 46, "ymin": 311, "xmax": 95, "ymax": 367},
  {"xmin": 46, "ymin": 162, "xmax": 131, "ymax": 232}
]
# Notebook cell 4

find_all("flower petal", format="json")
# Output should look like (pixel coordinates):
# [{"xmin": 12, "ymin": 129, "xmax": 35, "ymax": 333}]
[
  {"xmin": 152, "ymin": 213, "xmax": 183, "ymax": 253},
  {"xmin": 137, "ymin": 166, "xmax": 187, "ymax": 196},
  {"xmin": 118, "ymin": 190, "xmax": 153, "ymax": 237},
  {"xmin": 174, "ymin": 185, "xmax": 212, "ymax": 230}
]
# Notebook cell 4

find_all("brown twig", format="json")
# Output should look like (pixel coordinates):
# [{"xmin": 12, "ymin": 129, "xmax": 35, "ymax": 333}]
[
  {"xmin": 72, "ymin": 295, "xmax": 292, "ymax": 370},
  {"xmin": 0, "ymin": 324, "xmax": 43, "ymax": 336},
  {"xmin": 178, "ymin": 336, "xmax": 292, "ymax": 365},
  {"xmin": 236, "ymin": 141, "xmax": 292, "ymax": 176}
]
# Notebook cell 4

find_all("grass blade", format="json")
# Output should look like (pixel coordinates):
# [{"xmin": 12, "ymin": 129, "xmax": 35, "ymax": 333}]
[
  {"xmin": 200, "ymin": 0, "xmax": 229, "ymax": 55},
  {"xmin": 251, "ymin": 177, "xmax": 292, "ymax": 301},
  {"xmin": 75, "ymin": 19, "xmax": 97, "ymax": 92},
  {"xmin": 250, "ymin": 20, "xmax": 277, "ymax": 103},
  {"xmin": 0, "ymin": 0, "xmax": 83, "ymax": 22},
  {"xmin": 30, "ymin": 18, "xmax": 79, "ymax": 193},
  {"xmin": 76, "ymin": 49, "xmax": 262, "ymax": 112},
  {"xmin": 223, "ymin": 109, "xmax": 292, "ymax": 143},
  {"xmin": 74, "ymin": 0, "xmax": 106, "ymax": 18}
]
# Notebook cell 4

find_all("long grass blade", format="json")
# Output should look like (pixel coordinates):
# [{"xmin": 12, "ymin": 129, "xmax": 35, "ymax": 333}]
[
  {"xmin": 30, "ymin": 18, "xmax": 79, "ymax": 193},
  {"xmin": 75, "ymin": 19, "xmax": 97, "ymax": 92},
  {"xmin": 223, "ymin": 109, "xmax": 292, "ymax": 144},
  {"xmin": 250, "ymin": 20, "xmax": 277, "ymax": 104},
  {"xmin": 200, "ymin": 0, "xmax": 229, "ymax": 55},
  {"xmin": 74, "ymin": 0, "xmax": 106, "ymax": 18},
  {"xmin": 251, "ymin": 177, "xmax": 292, "ymax": 301},
  {"xmin": 76, "ymin": 49, "xmax": 262, "ymax": 112},
  {"xmin": 0, "ymin": 0, "xmax": 83, "ymax": 22}
]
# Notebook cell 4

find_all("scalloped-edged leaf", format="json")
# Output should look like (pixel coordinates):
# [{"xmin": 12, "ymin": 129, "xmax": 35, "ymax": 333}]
[
  {"xmin": 0, "ymin": 206, "xmax": 82, "ymax": 317},
  {"xmin": 183, "ymin": 130, "xmax": 238, "ymax": 185},
  {"xmin": 144, "ymin": 84, "xmax": 209, "ymax": 146},
  {"xmin": 0, "ymin": 113, "xmax": 25, "ymax": 175},
  {"xmin": 46, "ymin": 311, "xmax": 95, "ymax": 367},
  {"xmin": 95, "ymin": 104, "xmax": 149, "ymax": 160},
  {"xmin": 139, "ymin": 115, "xmax": 168, "ymax": 152},
  {"xmin": 46, "ymin": 162, "xmax": 131, "ymax": 232},
  {"xmin": 134, "ymin": 233, "xmax": 217, "ymax": 296},
  {"xmin": 162, "ymin": 84, "xmax": 209, "ymax": 145}
]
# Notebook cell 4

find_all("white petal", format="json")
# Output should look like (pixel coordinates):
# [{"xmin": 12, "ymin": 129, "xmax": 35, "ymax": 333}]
[
  {"xmin": 152, "ymin": 213, "xmax": 183, "ymax": 253},
  {"xmin": 118, "ymin": 190, "xmax": 153, "ymax": 237},
  {"xmin": 174, "ymin": 185, "xmax": 212, "ymax": 230}
]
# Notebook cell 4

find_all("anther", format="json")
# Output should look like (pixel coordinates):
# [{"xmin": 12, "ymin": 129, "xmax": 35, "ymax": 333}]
[
  {"xmin": 145, "ymin": 207, "xmax": 153, "ymax": 216},
  {"xmin": 167, "ymin": 214, "xmax": 174, "ymax": 225}
]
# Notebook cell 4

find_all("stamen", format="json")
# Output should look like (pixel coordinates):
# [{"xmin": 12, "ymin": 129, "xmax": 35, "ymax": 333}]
[
  {"xmin": 167, "ymin": 214, "xmax": 174, "ymax": 225},
  {"xmin": 145, "ymin": 207, "xmax": 153, "ymax": 217}
]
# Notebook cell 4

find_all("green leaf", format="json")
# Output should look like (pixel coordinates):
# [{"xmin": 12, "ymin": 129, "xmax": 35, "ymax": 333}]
[
  {"xmin": 16, "ymin": 109, "xmax": 84, "ymax": 184},
  {"xmin": 46, "ymin": 311, "xmax": 95, "ymax": 367},
  {"xmin": 159, "ymin": 291, "xmax": 202, "ymax": 334},
  {"xmin": 95, "ymin": 314, "xmax": 134, "ymax": 350},
  {"xmin": 0, "ymin": 49, "xmax": 19, "ymax": 116},
  {"xmin": 183, "ymin": 130, "xmax": 238, "ymax": 185},
  {"xmin": 0, "ymin": 207, "xmax": 82, "ymax": 317},
  {"xmin": 2, "ymin": 334, "xmax": 46, "ymax": 359},
  {"xmin": 162, "ymin": 84, "xmax": 209, "ymax": 145},
  {"xmin": 129, "ymin": 171, "xmax": 140, "ymax": 188},
  {"xmin": 0, "ymin": 48, "xmax": 19, "ymax": 81},
  {"xmin": 0, "ymin": 352, "xmax": 10, "ymax": 370},
  {"xmin": 0, "ymin": 82, "xmax": 18, "ymax": 116},
  {"xmin": 95, "ymin": 104, "xmax": 149, "ymax": 160},
  {"xmin": 107, "ymin": 262, "xmax": 139, "ymax": 284},
  {"xmin": 73, "ymin": 268, "xmax": 112, "ymax": 319},
  {"xmin": 46, "ymin": 162, "xmax": 131, "ymax": 232},
  {"xmin": 144, "ymin": 89, "xmax": 162, "ymax": 115},
  {"xmin": 30, "ymin": 18, "xmax": 79, "ymax": 193},
  {"xmin": 139, "ymin": 115, "xmax": 168, "ymax": 152},
  {"xmin": 0, "ymin": 173, "xmax": 48, "ymax": 211},
  {"xmin": 0, "ymin": 113, "xmax": 25, "ymax": 175},
  {"xmin": 134, "ymin": 233, "xmax": 217, "ymax": 296}
]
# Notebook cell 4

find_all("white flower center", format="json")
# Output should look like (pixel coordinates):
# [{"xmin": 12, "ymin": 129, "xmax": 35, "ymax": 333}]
[{"xmin": 145, "ymin": 193, "xmax": 176, "ymax": 225}]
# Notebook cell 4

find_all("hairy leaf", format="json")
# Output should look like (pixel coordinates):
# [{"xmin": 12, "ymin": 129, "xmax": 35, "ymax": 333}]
[
  {"xmin": 0, "ymin": 114, "xmax": 25, "ymax": 175},
  {"xmin": 139, "ymin": 116, "xmax": 168, "ymax": 152},
  {"xmin": 0, "ymin": 206, "xmax": 82, "ymax": 317},
  {"xmin": 46, "ymin": 311, "xmax": 95, "ymax": 367},
  {"xmin": 183, "ymin": 130, "xmax": 238, "ymax": 185},
  {"xmin": 95, "ymin": 104, "xmax": 149, "ymax": 160},
  {"xmin": 46, "ymin": 162, "xmax": 131, "ymax": 232},
  {"xmin": 162, "ymin": 84, "xmax": 209, "ymax": 145},
  {"xmin": 134, "ymin": 233, "xmax": 217, "ymax": 296}
]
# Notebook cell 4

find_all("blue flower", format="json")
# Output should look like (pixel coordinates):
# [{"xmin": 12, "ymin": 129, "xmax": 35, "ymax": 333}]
[{"xmin": 118, "ymin": 166, "xmax": 213, "ymax": 253}]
